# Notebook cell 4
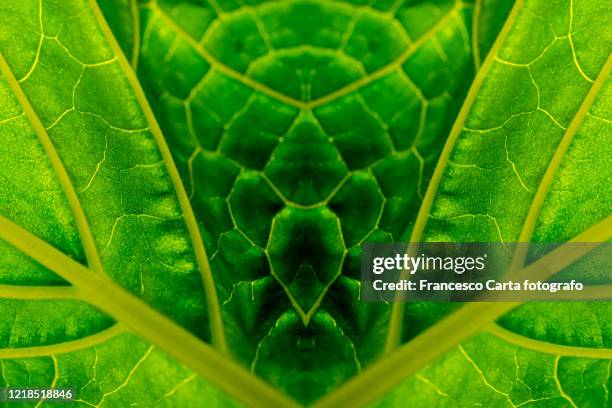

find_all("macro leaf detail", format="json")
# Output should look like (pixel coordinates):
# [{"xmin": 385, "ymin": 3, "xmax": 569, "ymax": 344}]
[
  {"xmin": 134, "ymin": 0, "xmax": 482, "ymax": 400},
  {"xmin": 0, "ymin": 0, "xmax": 609, "ymax": 407}
]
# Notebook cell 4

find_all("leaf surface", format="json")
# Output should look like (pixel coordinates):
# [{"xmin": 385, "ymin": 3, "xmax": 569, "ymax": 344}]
[
  {"xmin": 1, "ymin": 0, "xmax": 608, "ymax": 406},
  {"xmin": 97, "ymin": 0, "xmax": 140, "ymax": 68},
  {"xmin": 314, "ymin": 0, "xmax": 611, "ymax": 405},
  {"xmin": 128, "ymin": 0, "xmax": 489, "ymax": 401},
  {"xmin": 0, "ymin": 0, "xmax": 295, "ymax": 406},
  {"xmin": 402, "ymin": 0, "xmax": 611, "ymax": 345},
  {"xmin": 372, "ymin": 333, "xmax": 612, "ymax": 408}
]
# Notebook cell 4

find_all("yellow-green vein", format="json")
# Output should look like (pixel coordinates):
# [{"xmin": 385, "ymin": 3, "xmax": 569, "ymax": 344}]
[
  {"xmin": 472, "ymin": 0, "xmax": 482, "ymax": 70},
  {"xmin": 88, "ymin": 0, "xmax": 228, "ymax": 354},
  {"xmin": 0, "ymin": 324, "xmax": 124, "ymax": 359},
  {"xmin": 0, "ymin": 53, "xmax": 105, "ymax": 276},
  {"xmin": 487, "ymin": 324, "xmax": 612, "ymax": 359},
  {"xmin": 0, "ymin": 284, "xmax": 80, "ymax": 300},
  {"xmin": 312, "ymin": 216, "xmax": 611, "ymax": 408},
  {"xmin": 385, "ymin": 0, "xmax": 525, "ymax": 353},
  {"xmin": 130, "ymin": 0, "xmax": 140, "ymax": 69}
]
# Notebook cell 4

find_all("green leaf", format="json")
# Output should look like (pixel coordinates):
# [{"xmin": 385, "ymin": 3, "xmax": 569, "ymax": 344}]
[
  {"xmin": 2, "ymin": 0, "xmax": 609, "ymax": 407},
  {"xmin": 97, "ymin": 0, "xmax": 140, "ymax": 68},
  {"xmin": 0, "ymin": 0, "xmax": 216, "ymax": 343},
  {"xmin": 397, "ymin": 0, "xmax": 612, "ymax": 344},
  {"xmin": 0, "ymin": 0, "xmax": 214, "ymax": 337},
  {"xmin": 0, "ymin": 0, "xmax": 297, "ymax": 406},
  {"xmin": 0, "ymin": 330, "xmax": 241, "ymax": 407},
  {"xmin": 372, "ymin": 333, "xmax": 612, "ymax": 407},
  {"xmin": 472, "ymin": 0, "xmax": 515, "ymax": 69},
  {"xmin": 313, "ymin": 0, "xmax": 610, "ymax": 405},
  {"xmin": 129, "ymin": 0, "xmax": 488, "ymax": 401}
]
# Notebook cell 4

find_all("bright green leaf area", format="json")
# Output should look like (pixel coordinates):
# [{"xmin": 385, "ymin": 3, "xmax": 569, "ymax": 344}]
[
  {"xmin": 1, "ymin": 333, "xmax": 239, "ymax": 407},
  {"xmin": 372, "ymin": 333, "xmax": 612, "ymax": 407},
  {"xmin": 0, "ymin": 0, "xmax": 209, "ymax": 340}
]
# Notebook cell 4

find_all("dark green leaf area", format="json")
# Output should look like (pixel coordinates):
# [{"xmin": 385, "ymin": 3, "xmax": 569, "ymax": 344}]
[
  {"xmin": 136, "ymin": 0, "xmax": 477, "ymax": 399},
  {"xmin": 358, "ymin": 72, "xmax": 422, "ymax": 150},
  {"xmin": 190, "ymin": 152, "xmax": 241, "ymax": 255},
  {"xmin": 342, "ymin": 229, "xmax": 393, "ymax": 280},
  {"xmin": 249, "ymin": 49, "xmax": 363, "ymax": 101},
  {"xmin": 263, "ymin": 112, "xmax": 348, "ymax": 205},
  {"xmin": 212, "ymin": 229, "xmax": 270, "ymax": 289},
  {"xmin": 476, "ymin": 0, "xmax": 515, "ymax": 63},
  {"xmin": 147, "ymin": 0, "xmax": 469, "ymax": 103},
  {"xmin": 343, "ymin": 9, "xmax": 409, "ymax": 73},
  {"xmin": 220, "ymin": 95, "xmax": 297, "ymax": 170},
  {"xmin": 220, "ymin": 277, "xmax": 291, "ymax": 362},
  {"xmin": 323, "ymin": 275, "xmax": 391, "ymax": 356},
  {"xmin": 229, "ymin": 171, "xmax": 284, "ymax": 247},
  {"xmin": 329, "ymin": 172, "xmax": 384, "ymax": 247},
  {"xmin": 251, "ymin": 309, "xmax": 361, "ymax": 405},
  {"xmin": 206, "ymin": 11, "xmax": 269, "ymax": 73},
  {"xmin": 372, "ymin": 150, "xmax": 425, "ymax": 240},
  {"xmin": 97, "ymin": 0, "xmax": 136, "ymax": 63},
  {"xmin": 267, "ymin": 207, "xmax": 345, "ymax": 318},
  {"xmin": 206, "ymin": 1, "xmax": 409, "ymax": 97},
  {"xmin": 315, "ymin": 95, "xmax": 393, "ymax": 170}
]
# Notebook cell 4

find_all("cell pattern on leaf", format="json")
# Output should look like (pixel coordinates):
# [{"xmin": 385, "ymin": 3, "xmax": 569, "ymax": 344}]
[{"xmin": 137, "ymin": 0, "xmax": 476, "ymax": 400}]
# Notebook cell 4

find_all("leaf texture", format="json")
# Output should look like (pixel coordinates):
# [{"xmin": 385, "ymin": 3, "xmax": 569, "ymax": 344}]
[
  {"xmin": 403, "ymin": 0, "xmax": 611, "ymax": 345},
  {"xmin": 314, "ymin": 0, "xmax": 611, "ymax": 405},
  {"xmin": 125, "ymin": 0, "xmax": 498, "ymax": 401},
  {"xmin": 0, "ymin": 0, "xmax": 281, "ymax": 406},
  {"xmin": 0, "ymin": 0, "xmax": 608, "ymax": 406}
]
